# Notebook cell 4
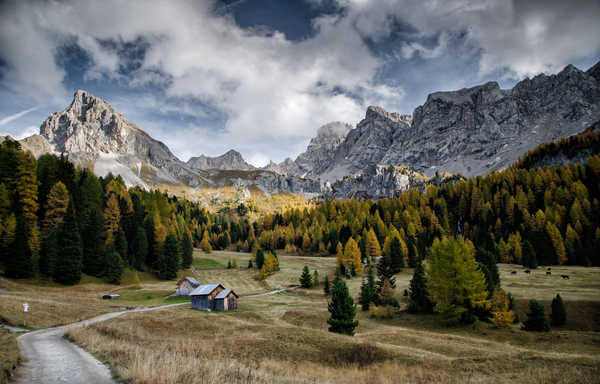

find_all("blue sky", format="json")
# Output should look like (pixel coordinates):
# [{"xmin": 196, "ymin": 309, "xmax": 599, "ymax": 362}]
[{"xmin": 1, "ymin": 0, "xmax": 599, "ymax": 166}]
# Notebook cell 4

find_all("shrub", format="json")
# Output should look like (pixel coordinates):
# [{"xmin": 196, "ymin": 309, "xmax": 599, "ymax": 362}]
[{"xmin": 368, "ymin": 305, "xmax": 396, "ymax": 319}]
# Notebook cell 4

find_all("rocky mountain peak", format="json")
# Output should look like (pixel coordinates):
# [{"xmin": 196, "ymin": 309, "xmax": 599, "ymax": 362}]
[
  {"xmin": 365, "ymin": 106, "xmax": 411, "ymax": 124},
  {"xmin": 186, "ymin": 149, "xmax": 255, "ymax": 171}
]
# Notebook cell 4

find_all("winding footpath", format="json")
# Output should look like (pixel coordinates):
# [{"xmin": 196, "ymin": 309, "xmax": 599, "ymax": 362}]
[{"xmin": 13, "ymin": 303, "xmax": 188, "ymax": 384}]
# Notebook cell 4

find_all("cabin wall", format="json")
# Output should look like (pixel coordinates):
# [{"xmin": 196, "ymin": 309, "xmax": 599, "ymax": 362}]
[{"xmin": 176, "ymin": 281, "xmax": 195, "ymax": 296}]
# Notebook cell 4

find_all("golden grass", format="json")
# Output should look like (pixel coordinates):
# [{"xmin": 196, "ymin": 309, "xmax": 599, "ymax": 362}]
[{"xmin": 0, "ymin": 330, "xmax": 19, "ymax": 384}]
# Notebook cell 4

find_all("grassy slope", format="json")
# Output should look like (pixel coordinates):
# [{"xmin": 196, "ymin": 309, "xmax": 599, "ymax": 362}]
[
  {"xmin": 0, "ymin": 330, "xmax": 18, "ymax": 384},
  {"xmin": 64, "ymin": 251, "xmax": 600, "ymax": 384}
]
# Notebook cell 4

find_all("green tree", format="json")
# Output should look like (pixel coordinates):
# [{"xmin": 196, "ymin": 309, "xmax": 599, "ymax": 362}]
[
  {"xmin": 359, "ymin": 266, "xmax": 377, "ymax": 311},
  {"xmin": 256, "ymin": 249, "xmax": 265, "ymax": 270},
  {"xmin": 408, "ymin": 261, "xmax": 433, "ymax": 313},
  {"xmin": 427, "ymin": 237, "xmax": 490, "ymax": 324},
  {"xmin": 104, "ymin": 251, "xmax": 124, "ymax": 284},
  {"xmin": 389, "ymin": 236, "xmax": 405, "ymax": 273},
  {"xmin": 313, "ymin": 270, "xmax": 320, "ymax": 287},
  {"xmin": 327, "ymin": 278, "xmax": 358, "ymax": 336},
  {"xmin": 131, "ymin": 226, "xmax": 148, "ymax": 271},
  {"xmin": 82, "ymin": 208, "xmax": 106, "ymax": 277},
  {"xmin": 376, "ymin": 254, "xmax": 396, "ymax": 295},
  {"xmin": 158, "ymin": 233, "xmax": 181, "ymax": 280},
  {"xmin": 522, "ymin": 299, "xmax": 550, "ymax": 332},
  {"xmin": 115, "ymin": 228, "xmax": 128, "ymax": 265},
  {"xmin": 39, "ymin": 230, "xmax": 58, "ymax": 277},
  {"xmin": 300, "ymin": 265, "xmax": 313, "ymax": 288},
  {"xmin": 550, "ymin": 294, "xmax": 567, "ymax": 326},
  {"xmin": 181, "ymin": 232, "xmax": 193, "ymax": 269},
  {"xmin": 522, "ymin": 240, "xmax": 538, "ymax": 269},
  {"xmin": 54, "ymin": 201, "xmax": 83, "ymax": 285},
  {"xmin": 5, "ymin": 217, "xmax": 35, "ymax": 278},
  {"xmin": 323, "ymin": 275, "xmax": 330, "ymax": 296}
]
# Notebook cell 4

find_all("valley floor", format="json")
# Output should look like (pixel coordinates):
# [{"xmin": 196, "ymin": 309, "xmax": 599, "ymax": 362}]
[{"xmin": 2, "ymin": 251, "xmax": 600, "ymax": 383}]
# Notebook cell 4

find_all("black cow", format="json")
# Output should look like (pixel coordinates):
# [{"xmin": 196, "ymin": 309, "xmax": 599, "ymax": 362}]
[
  {"xmin": 511, "ymin": 271, "xmax": 517, "ymax": 275},
  {"xmin": 524, "ymin": 270, "xmax": 531, "ymax": 274},
  {"xmin": 561, "ymin": 275, "xmax": 570, "ymax": 280},
  {"xmin": 546, "ymin": 271, "xmax": 552, "ymax": 276}
]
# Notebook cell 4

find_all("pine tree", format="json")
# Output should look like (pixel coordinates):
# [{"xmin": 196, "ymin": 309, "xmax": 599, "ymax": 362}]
[
  {"xmin": 82, "ymin": 208, "xmax": 106, "ymax": 277},
  {"xmin": 427, "ymin": 236, "xmax": 490, "ymax": 324},
  {"xmin": 343, "ymin": 238, "xmax": 363, "ymax": 276},
  {"xmin": 522, "ymin": 299, "xmax": 550, "ymax": 332},
  {"xmin": 199, "ymin": 230, "xmax": 212, "ymax": 253},
  {"xmin": 327, "ymin": 278, "xmax": 358, "ymax": 336},
  {"xmin": 300, "ymin": 265, "xmax": 313, "ymax": 288},
  {"xmin": 522, "ymin": 240, "xmax": 538, "ymax": 269},
  {"xmin": 378, "ymin": 278, "xmax": 397, "ymax": 307},
  {"xmin": 181, "ymin": 231, "xmax": 193, "ymax": 269},
  {"xmin": 103, "ymin": 194, "xmax": 121, "ymax": 245},
  {"xmin": 5, "ymin": 216, "xmax": 35, "ymax": 278},
  {"xmin": 390, "ymin": 236, "xmax": 405, "ymax": 273},
  {"xmin": 39, "ymin": 230, "xmax": 58, "ymax": 277},
  {"xmin": 376, "ymin": 254, "xmax": 396, "ymax": 294},
  {"xmin": 104, "ymin": 251, "xmax": 124, "ymax": 284},
  {"xmin": 335, "ymin": 241, "xmax": 345, "ymax": 275},
  {"xmin": 256, "ymin": 249, "xmax": 265, "ymax": 269},
  {"xmin": 313, "ymin": 270, "xmax": 320, "ymax": 287},
  {"xmin": 158, "ymin": 233, "xmax": 181, "ymax": 280},
  {"xmin": 54, "ymin": 201, "xmax": 83, "ymax": 285},
  {"xmin": 546, "ymin": 222, "xmax": 567, "ymax": 265},
  {"xmin": 365, "ymin": 228, "xmax": 382, "ymax": 262},
  {"xmin": 131, "ymin": 226, "xmax": 148, "ymax": 271},
  {"xmin": 115, "ymin": 228, "xmax": 128, "ymax": 265},
  {"xmin": 15, "ymin": 152, "xmax": 38, "ymax": 229},
  {"xmin": 550, "ymin": 294, "xmax": 567, "ymax": 326},
  {"xmin": 247, "ymin": 259, "xmax": 253, "ymax": 268},
  {"xmin": 408, "ymin": 261, "xmax": 432, "ymax": 313},
  {"xmin": 323, "ymin": 275, "xmax": 330, "ymax": 296}
]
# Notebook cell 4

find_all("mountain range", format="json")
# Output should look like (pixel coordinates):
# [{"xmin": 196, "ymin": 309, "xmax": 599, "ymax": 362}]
[{"xmin": 10, "ymin": 60, "xmax": 600, "ymax": 199}]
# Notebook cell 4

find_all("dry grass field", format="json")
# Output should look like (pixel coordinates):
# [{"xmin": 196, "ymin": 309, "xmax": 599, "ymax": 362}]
[
  {"xmin": 3, "ymin": 250, "xmax": 600, "ymax": 383},
  {"xmin": 0, "ymin": 330, "xmax": 19, "ymax": 384},
  {"xmin": 62, "ymin": 251, "xmax": 600, "ymax": 384}
]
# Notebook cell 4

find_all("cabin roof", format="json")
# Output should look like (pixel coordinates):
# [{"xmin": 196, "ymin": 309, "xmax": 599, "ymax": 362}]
[
  {"xmin": 190, "ymin": 284, "xmax": 224, "ymax": 296},
  {"xmin": 178, "ymin": 276, "xmax": 200, "ymax": 286},
  {"xmin": 215, "ymin": 289, "xmax": 238, "ymax": 299}
]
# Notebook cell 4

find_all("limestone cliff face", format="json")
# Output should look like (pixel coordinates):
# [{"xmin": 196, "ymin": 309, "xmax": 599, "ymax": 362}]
[{"xmin": 187, "ymin": 150, "xmax": 255, "ymax": 171}]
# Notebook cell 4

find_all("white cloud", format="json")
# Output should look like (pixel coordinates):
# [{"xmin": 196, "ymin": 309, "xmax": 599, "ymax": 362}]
[{"xmin": 0, "ymin": 107, "xmax": 38, "ymax": 126}]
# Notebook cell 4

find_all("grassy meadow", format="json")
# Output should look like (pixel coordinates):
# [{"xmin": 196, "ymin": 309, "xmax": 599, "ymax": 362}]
[
  {"xmin": 0, "ymin": 330, "xmax": 19, "ymax": 384},
  {"xmin": 2, "ymin": 249, "xmax": 600, "ymax": 383}
]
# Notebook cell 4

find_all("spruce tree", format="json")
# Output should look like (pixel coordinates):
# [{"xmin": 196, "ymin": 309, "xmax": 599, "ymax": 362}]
[
  {"xmin": 522, "ymin": 299, "xmax": 550, "ymax": 332},
  {"xmin": 359, "ymin": 266, "xmax": 377, "ymax": 311},
  {"xmin": 408, "ymin": 261, "xmax": 432, "ymax": 313},
  {"xmin": 256, "ymin": 249, "xmax": 265, "ymax": 270},
  {"xmin": 158, "ymin": 233, "xmax": 180, "ymax": 280},
  {"xmin": 376, "ymin": 254, "xmax": 396, "ymax": 293},
  {"xmin": 300, "ymin": 265, "xmax": 313, "ymax": 288},
  {"xmin": 131, "ymin": 226, "xmax": 148, "ymax": 271},
  {"xmin": 247, "ymin": 259, "xmax": 253, "ymax": 268},
  {"xmin": 550, "ymin": 294, "xmax": 567, "ymax": 326},
  {"xmin": 5, "ymin": 216, "xmax": 34, "ymax": 278},
  {"xmin": 323, "ymin": 275, "xmax": 330, "ymax": 296},
  {"xmin": 313, "ymin": 270, "xmax": 320, "ymax": 287},
  {"xmin": 327, "ymin": 278, "xmax": 358, "ymax": 336},
  {"xmin": 115, "ymin": 228, "xmax": 128, "ymax": 266},
  {"xmin": 390, "ymin": 237, "xmax": 405, "ymax": 273},
  {"xmin": 522, "ymin": 240, "xmax": 538, "ymax": 269},
  {"xmin": 181, "ymin": 231, "xmax": 193, "ymax": 269},
  {"xmin": 82, "ymin": 208, "xmax": 106, "ymax": 277},
  {"xmin": 54, "ymin": 201, "xmax": 83, "ymax": 285},
  {"xmin": 39, "ymin": 230, "xmax": 58, "ymax": 277},
  {"xmin": 104, "ymin": 251, "xmax": 124, "ymax": 284}
]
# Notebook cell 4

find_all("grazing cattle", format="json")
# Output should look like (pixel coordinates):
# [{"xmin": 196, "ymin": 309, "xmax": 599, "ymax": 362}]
[
  {"xmin": 546, "ymin": 271, "xmax": 552, "ymax": 276},
  {"xmin": 561, "ymin": 275, "xmax": 570, "ymax": 279},
  {"xmin": 511, "ymin": 271, "xmax": 517, "ymax": 275},
  {"xmin": 547, "ymin": 268, "xmax": 552, "ymax": 271},
  {"xmin": 524, "ymin": 270, "xmax": 531, "ymax": 274}
]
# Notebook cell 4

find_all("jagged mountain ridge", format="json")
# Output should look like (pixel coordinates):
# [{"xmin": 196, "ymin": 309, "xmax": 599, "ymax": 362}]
[
  {"xmin": 280, "ymin": 61, "xmax": 600, "ymax": 181},
  {"xmin": 35, "ymin": 90, "xmax": 321, "ymax": 194},
  {"xmin": 187, "ymin": 149, "xmax": 255, "ymax": 171}
]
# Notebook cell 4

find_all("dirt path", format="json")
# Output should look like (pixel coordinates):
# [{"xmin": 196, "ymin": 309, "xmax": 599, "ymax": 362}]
[
  {"xmin": 13, "ymin": 302, "xmax": 188, "ymax": 384},
  {"xmin": 244, "ymin": 286, "xmax": 299, "ymax": 297}
]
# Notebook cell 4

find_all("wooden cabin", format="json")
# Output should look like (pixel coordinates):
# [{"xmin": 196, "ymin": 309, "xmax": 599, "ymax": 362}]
[
  {"xmin": 175, "ymin": 277, "xmax": 201, "ymax": 296},
  {"xmin": 190, "ymin": 284, "xmax": 225, "ymax": 311},
  {"xmin": 215, "ymin": 289, "xmax": 238, "ymax": 311}
]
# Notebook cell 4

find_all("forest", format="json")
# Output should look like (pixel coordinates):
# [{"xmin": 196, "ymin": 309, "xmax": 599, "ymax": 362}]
[{"xmin": 1, "ymin": 133, "xmax": 599, "ymax": 286}]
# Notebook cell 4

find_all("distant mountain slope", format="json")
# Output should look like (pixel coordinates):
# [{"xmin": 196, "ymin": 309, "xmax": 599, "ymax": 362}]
[
  {"xmin": 187, "ymin": 149, "xmax": 255, "ymax": 171},
  {"xmin": 512, "ymin": 120, "xmax": 600, "ymax": 169},
  {"xmin": 290, "ymin": 61, "xmax": 600, "ymax": 181}
]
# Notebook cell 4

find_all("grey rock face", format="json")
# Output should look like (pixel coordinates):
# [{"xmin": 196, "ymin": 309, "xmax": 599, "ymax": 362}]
[{"xmin": 187, "ymin": 149, "xmax": 255, "ymax": 171}]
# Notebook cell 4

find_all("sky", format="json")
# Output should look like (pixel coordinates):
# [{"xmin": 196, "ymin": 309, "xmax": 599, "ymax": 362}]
[{"xmin": 0, "ymin": 0, "xmax": 599, "ymax": 167}]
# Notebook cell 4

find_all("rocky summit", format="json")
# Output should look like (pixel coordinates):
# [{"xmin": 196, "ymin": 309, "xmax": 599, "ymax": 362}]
[{"xmin": 187, "ymin": 150, "xmax": 255, "ymax": 171}]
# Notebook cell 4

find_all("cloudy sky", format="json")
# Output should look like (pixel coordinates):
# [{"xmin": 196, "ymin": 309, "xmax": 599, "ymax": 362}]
[{"xmin": 1, "ymin": 0, "xmax": 599, "ymax": 166}]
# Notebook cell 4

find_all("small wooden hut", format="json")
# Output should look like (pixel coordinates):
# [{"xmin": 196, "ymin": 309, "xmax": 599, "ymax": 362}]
[
  {"xmin": 214, "ymin": 289, "xmax": 238, "ymax": 311},
  {"xmin": 190, "ymin": 284, "xmax": 225, "ymax": 311},
  {"xmin": 175, "ymin": 276, "xmax": 201, "ymax": 296}
]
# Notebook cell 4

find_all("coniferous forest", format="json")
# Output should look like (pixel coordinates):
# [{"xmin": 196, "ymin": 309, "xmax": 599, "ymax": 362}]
[{"xmin": 1, "ymin": 134, "xmax": 600, "ymax": 286}]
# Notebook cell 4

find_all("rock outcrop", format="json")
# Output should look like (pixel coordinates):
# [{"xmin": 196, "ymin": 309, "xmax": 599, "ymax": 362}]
[{"xmin": 187, "ymin": 150, "xmax": 255, "ymax": 171}]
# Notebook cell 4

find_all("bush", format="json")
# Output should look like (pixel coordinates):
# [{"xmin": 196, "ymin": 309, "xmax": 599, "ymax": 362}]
[{"xmin": 368, "ymin": 305, "xmax": 396, "ymax": 319}]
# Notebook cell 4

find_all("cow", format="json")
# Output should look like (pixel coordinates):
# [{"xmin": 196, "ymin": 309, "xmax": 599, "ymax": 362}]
[
  {"xmin": 561, "ymin": 275, "xmax": 570, "ymax": 279},
  {"xmin": 524, "ymin": 269, "xmax": 531, "ymax": 274},
  {"xmin": 511, "ymin": 271, "xmax": 517, "ymax": 275},
  {"xmin": 547, "ymin": 267, "xmax": 552, "ymax": 271},
  {"xmin": 546, "ymin": 271, "xmax": 552, "ymax": 276}
]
